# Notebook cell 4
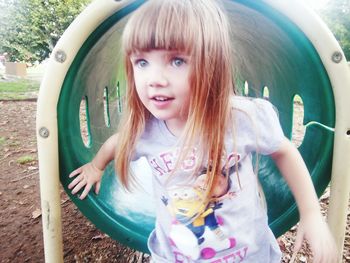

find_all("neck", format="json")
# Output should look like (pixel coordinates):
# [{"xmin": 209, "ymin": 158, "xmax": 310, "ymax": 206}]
[{"xmin": 164, "ymin": 118, "xmax": 187, "ymax": 137}]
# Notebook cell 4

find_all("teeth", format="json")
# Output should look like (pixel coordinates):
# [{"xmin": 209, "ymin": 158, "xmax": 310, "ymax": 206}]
[{"xmin": 154, "ymin": 96, "xmax": 168, "ymax": 101}]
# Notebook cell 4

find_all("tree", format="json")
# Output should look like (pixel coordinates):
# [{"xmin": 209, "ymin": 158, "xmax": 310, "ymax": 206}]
[
  {"xmin": 320, "ymin": 0, "xmax": 350, "ymax": 61},
  {"xmin": 0, "ymin": 0, "xmax": 91, "ymax": 63}
]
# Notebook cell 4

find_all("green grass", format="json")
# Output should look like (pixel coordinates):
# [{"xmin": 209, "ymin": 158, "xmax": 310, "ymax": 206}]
[
  {"xmin": 8, "ymin": 140, "xmax": 20, "ymax": 147},
  {"xmin": 0, "ymin": 137, "xmax": 6, "ymax": 147},
  {"xmin": 0, "ymin": 79, "xmax": 40, "ymax": 100},
  {"xmin": 17, "ymin": 155, "xmax": 37, "ymax": 165}
]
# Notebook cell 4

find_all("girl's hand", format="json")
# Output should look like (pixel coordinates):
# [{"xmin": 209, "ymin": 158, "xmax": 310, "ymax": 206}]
[
  {"xmin": 68, "ymin": 162, "xmax": 103, "ymax": 200},
  {"xmin": 293, "ymin": 212, "xmax": 337, "ymax": 263}
]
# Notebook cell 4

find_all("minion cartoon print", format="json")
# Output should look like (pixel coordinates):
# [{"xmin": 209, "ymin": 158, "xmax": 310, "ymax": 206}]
[{"xmin": 161, "ymin": 153, "xmax": 241, "ymax": 260}]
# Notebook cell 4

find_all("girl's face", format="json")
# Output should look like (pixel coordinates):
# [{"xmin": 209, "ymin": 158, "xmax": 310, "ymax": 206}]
[{"xmin": 130, "ymin": 49, "xmax": 191, "ymax": 135}]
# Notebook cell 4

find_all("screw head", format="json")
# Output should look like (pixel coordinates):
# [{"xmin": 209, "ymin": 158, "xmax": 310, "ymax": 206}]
[
  {"xmin": 39, "ymin": 127, "xmax": 50, "ymax": 138},
  {"xmin": 55, "ymin": 50, "xmax": 67, "ymax": 63},
  {"xmin": 331, "ymin": 51, "xmax": 343, "ymax": 63}
]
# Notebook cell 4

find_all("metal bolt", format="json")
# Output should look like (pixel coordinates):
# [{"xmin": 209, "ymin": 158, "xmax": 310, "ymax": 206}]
[
  {"xmin": 331, "ymin": 51, "xmax": 343, "ymax": 63},
  {"xmin": 39, "ymin": 127, "xmax": 50, "ymax": 138},
  {"xmin": 55, "ymin": 50, "xmax": 67, "ymax": 63}
]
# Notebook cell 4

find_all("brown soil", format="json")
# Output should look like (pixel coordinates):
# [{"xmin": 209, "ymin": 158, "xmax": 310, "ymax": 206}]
[
  {"xmin": 0, "ymin": 100, "xmax": 349, "ymax": 262},
  {"xmin": 0, "ymin": 101, "xmax": 148, "ymax": 263}
]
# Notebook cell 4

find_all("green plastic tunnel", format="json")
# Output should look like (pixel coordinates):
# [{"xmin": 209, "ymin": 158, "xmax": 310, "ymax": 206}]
[{"xmin": 36, "ymin": 0, "xmax": 350, "ymax": 260}]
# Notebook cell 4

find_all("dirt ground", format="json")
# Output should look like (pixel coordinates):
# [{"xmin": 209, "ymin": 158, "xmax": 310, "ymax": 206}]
[{"xmin": 0, "ymin": 100, "xmax": 349, "ymax": 262}]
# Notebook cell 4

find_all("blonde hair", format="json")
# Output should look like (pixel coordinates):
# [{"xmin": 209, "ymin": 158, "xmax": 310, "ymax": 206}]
[{"xmin": 115, "ymin": 0, "xmax": 235, "ymax": 201}]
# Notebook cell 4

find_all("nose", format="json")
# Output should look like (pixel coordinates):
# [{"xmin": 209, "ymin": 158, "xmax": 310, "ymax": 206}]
[{"xmin": 147, "ymin": 68, "xmax": 168, "ymax": 88}]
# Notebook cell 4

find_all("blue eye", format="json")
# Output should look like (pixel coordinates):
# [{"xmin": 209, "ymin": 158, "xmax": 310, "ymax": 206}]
[
  {"xmin": 135, "ymin": 59, "xmax": 148, "ymax": 68},
  {"xmin": 171, "ymin": 57, "xmax": 185, "ymax": 67}
]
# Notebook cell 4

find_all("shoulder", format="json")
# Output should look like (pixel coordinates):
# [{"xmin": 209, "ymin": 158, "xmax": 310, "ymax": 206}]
[
  {"xmin": 230, "ymin": 96, "xmax": 280, "ymax": 124},
  {"xmin": 230, "ymin": 96, "xmax": 285, "ymax": 155},
  {"xmin": 231, "ymin": 96, "xmax": 276, "ymax": 114}
]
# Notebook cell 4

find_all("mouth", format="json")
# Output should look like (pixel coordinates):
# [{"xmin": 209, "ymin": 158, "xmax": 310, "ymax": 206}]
[{"xmin": 151, "ymin": 96, "xmax": 173, "ymax": 102}]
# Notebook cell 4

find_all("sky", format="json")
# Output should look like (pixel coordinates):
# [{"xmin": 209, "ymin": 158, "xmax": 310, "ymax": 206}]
[{"xmin": 303, "ymin": 0, "xmax": 331, "ymax": 10}]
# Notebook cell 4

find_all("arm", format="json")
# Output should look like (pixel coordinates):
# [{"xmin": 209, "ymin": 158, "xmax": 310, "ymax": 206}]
[
  {"xmin": 271, "ymin": 138, "xmax": 337, "ymax": 263},
  {"xmin": 68, "ymin": 133, "xmax": 118, "ymax": 199}
]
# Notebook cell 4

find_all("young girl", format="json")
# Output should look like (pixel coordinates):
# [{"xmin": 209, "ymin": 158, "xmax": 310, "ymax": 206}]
[{"xmin": 68, "ymin": 0, "xmax": 337, "ymax": 262}]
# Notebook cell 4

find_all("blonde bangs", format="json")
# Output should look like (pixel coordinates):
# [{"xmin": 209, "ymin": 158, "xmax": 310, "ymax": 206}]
[{"xmin": 122, "ymin": 0, "xmax": 197, "ymax": 54}]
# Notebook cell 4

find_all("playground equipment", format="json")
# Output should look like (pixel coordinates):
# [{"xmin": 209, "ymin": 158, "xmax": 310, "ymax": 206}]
[{"xmin": 36, "ymin": 0, "xmax": 350, "ymax": 262}]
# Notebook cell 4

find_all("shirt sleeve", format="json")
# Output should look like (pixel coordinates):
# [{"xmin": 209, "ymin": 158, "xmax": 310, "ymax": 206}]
[{"xmin": 233, "ymin": 97, "xmax": 285, "ymax": 155}]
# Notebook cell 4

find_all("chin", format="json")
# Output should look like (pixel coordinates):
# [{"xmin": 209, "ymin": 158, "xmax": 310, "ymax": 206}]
[{"xmin": 151, "ymin": 113, "xmax": 174, "ymax": 121}]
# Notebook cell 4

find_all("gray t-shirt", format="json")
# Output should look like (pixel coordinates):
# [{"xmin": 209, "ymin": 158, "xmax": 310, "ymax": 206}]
[{"xmin": 134, "ymin": 96, "xmax": 285, "ymax": 262}]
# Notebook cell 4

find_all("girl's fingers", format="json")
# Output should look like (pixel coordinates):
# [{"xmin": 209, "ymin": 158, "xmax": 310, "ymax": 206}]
[
  {"xmin": 80, "ymin": 184, "xmax": 92, "ymax": 200},
  {"xmin": 95, "ymin": 181, "xmax": 101, "ymax": 195},
  {"xmin": 313, "ymin": 253, "xmax": 321, "ymax": 263},
  {"xmin": 315, "ymin": 242, "xmax": 327, "ymax": 263},
  {"xmin": 293, "ymin": 229, "xmax": 303, "ymax": 255},
  {"xmin": 311, "ymin": 237, "xmax": 336, "ymax": 263},
  {"xmin": 69, "ymin": 167, "xmax": 82, "ymax": 178},
  {"xmin": 68, "ymin": 174, "xmax": 82, "ymax": 189},
  {"xmin": 68, "ymin": 164, "xmax": 102, "ymax": 198},
  {"xmin": 71, "ymin": 178, "xmax": 86, "ymax": 195}
]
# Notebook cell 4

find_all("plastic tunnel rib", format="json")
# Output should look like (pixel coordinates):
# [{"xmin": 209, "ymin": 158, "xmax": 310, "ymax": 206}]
[{"xmin": 57, "ymin": 0, "xmax": 335, "ymax": 252}]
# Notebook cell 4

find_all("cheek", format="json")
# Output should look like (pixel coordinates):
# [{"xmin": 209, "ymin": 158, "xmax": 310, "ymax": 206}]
[
  {"xmin": 135, "ymin": 87, "xmax": 147, "ymax": 103},
  {"xmin": 133, "ymin": 68, "xmax": 145, "ymax": 86},
  {"xmin": 175, "ymin": 77, "xmax": 191, "ymax": 98},
  {"xmin": 173, "ymin": 68, "xmax": 191, "ymax": 93},
  {"xmin": 133, "ymin": 76, "xmax": 146, "ymax": 98},
  {"xmin": 182, "ymin": 87, "xmax": 191, "ymax": 109}
]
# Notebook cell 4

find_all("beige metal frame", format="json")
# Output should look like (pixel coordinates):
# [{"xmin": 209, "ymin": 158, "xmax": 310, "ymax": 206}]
[
  {"xmin": 265, "ymin": 2, "xmax": 350, "ymax": 261},
  {"xmin": 36, "ymin": 1, "xmax": 130, "ymax": 262}
]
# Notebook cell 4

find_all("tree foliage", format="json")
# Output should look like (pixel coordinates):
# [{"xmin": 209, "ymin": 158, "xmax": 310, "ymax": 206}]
[
  {"xmin": 0, "ymin": 0, "xmax": 349, "ymax": 63},
  {"xmin": 0, "ymin": 0, "xmax": 91, "ymax": 63},
  {"xmin": 320, "ymin": 0, "xmax": 350, "ymax": 61}
]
